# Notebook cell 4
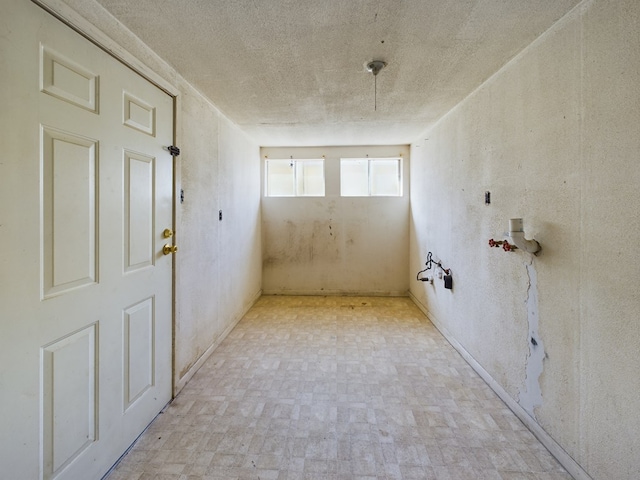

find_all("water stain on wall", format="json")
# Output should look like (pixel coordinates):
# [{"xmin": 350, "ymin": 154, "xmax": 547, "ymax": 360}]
[{"xmin": 264, "ymin": 218, "xmax": 341, "ymax": 267}]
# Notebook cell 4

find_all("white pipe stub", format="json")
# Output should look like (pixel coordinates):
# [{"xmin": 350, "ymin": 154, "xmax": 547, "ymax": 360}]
[{"xmin": 508, "ymin": 218, "xmax": 541, "ymax": 255}]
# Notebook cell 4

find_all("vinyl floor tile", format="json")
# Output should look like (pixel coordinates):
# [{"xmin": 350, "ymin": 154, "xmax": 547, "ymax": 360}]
[{"xmin": 105, "ymin": 296, "xmax": 572, "ymax": 480}]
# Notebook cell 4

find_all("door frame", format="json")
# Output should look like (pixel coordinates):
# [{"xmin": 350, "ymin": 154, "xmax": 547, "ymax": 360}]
[{"xmin": 31, "ymin": 0, "xmax": 182, "ymax": 396}]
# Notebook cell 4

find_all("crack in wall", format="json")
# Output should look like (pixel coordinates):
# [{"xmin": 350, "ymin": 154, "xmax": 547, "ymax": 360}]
[{"xmin": 519, "ymin": 259, "xmax": 545, "ymax": 419}]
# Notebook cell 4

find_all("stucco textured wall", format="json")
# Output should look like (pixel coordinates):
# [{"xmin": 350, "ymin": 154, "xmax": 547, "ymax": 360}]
[
  {"xmin": 409, "ymin": 1, "xmax": 640, "ymax": 479},
  {"xmin": 262, "ymin": 145, "xmax": 410, "ymax": 296}
]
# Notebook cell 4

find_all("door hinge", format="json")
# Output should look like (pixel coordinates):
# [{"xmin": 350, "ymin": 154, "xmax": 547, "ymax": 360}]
[{"xmin": 167, "ymin": 145, "xmax": 181, "ymax": 157}]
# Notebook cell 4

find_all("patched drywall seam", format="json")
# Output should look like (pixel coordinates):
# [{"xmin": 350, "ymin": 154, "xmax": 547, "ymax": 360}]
[{"xmin": 519, "ymin": 259, "xmax": 545, "ymax": 418}]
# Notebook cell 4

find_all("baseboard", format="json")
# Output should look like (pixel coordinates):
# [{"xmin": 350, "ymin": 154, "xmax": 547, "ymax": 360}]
[
  {"xmin": 408, "ymin": 292, "xmax": 592, "ymax": 480},
  {"xmin": 261, "ymin": 289, "xmax": 409, "ymax": 297},
  {"xmin": 173, "ymin": 289, "xmax": 263, "ymax": 396}
]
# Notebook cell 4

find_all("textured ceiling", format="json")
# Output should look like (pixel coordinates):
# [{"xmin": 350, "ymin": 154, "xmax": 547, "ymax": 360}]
[{"xmin": 93, "ymin": 0, "xmax": 581, "ymax": 146}]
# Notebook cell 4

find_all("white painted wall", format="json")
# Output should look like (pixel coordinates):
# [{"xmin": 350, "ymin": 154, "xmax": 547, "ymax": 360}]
[
  {"xmin": 409, "ymin": 1, "xmax": 640, "ymax": 479},
  {"xmin": 175, "ymin": 93, "xmax": 262, "ymax": 392},
  {"xmin": 262, "ymin": 146, "xmax": 410, "ymax": 296},
  {"xmin": 35, "ymin": 0, "xmax": 263, "ymax": 394}
]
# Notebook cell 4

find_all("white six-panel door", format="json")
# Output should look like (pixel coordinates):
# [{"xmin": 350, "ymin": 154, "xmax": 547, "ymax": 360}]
[{"xmin": 0, "ymin": 2, "xmax": 174, "ymax": 479}]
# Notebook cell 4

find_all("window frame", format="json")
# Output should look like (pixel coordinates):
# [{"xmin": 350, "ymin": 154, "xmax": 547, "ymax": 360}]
[
  {"xmin": 264, "ymin": 158, "xmax": 325, "ymax": 197},
  {"xmin": 340, "ymin": 157, "xmax": 403, "ymax": 197}
]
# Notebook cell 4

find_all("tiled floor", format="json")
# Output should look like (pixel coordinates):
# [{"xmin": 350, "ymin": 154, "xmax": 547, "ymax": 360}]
[{"xmin": 106, "ymin": 296, "xmax": 572, "ymax": 480}]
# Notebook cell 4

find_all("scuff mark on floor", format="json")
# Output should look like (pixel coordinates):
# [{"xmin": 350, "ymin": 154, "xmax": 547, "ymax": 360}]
[{"xmin": 519, "ymin": 258, "xmax": 545, "ymax": 419}]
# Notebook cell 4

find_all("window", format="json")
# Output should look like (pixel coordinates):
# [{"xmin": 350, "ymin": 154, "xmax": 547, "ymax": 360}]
[
  {"xmin": 340, "ymin": 157, "xmax": 402, "ymax": 196},
  {"xmin": 265, "ymin": 159, "xmax": 325, "ymax": 197}
]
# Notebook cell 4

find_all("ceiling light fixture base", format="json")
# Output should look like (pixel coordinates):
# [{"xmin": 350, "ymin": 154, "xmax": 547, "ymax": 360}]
[{"xmin": 366, "ymin": 60, "xmax": 387, "ymax": 76}]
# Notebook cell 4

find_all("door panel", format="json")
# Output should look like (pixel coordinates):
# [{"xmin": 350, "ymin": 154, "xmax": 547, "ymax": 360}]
[
  {"xmin": 0, "ymin": 2, "xmax": 174, "ymax": 479},
  {"xmin": 123, "ymin": 297, "xmax": 155, "ymax": 409},
  {"xmin": 123, "ymin": 91, "xmax": 156, "ymax": 136},
  {"xmin": 41, "ymin": 325, "xmax": 98, "ymax": 479},
  {"xmin": 124, "ymin": 150, "xmax": 155, "ymax": 272},
  {"xmin": 40, "ymin": 45, "xmax": 98, "ymax": 113},
  {"xmin": 41, "ymin": 127, "xmax": 98, "ymax": 297}
]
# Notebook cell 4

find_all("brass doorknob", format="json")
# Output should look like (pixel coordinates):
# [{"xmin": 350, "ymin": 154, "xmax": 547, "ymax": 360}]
[
  {"xmin": 163, "ymin": 244, "xmax": 178, "ymax": 255},
  {"xmin": 163, "ymin": 228, "xmax": 174, "ymax": 238}
]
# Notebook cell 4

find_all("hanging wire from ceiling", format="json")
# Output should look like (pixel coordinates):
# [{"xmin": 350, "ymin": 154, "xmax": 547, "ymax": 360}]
[{"xmin": 366, "ymin": 60, "xmax": 386, "ymax": 111}]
